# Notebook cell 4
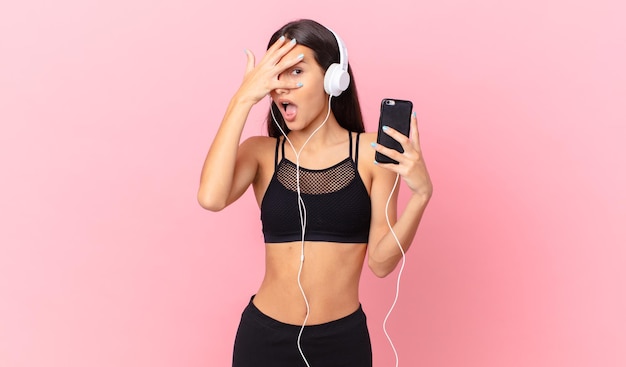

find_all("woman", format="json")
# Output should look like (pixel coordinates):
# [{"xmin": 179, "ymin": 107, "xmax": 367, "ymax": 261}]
[{"xmin": 198, "ymin": 19, "xmax": 432, "ymax": 367}]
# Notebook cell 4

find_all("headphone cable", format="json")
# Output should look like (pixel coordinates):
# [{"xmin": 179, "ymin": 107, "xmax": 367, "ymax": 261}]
[
  {"xmin": 382, "ymin": 172, "xmax": 405, "ymax": 367},
  {"xmin": 270, "ymin": 94, "xmax": 333, "ymax": 367}
]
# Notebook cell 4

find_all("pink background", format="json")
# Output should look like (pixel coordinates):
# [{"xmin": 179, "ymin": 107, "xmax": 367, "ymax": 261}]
[{"xmin": 1, "ymin": 0, "xmax": 625, "ymax": 366}]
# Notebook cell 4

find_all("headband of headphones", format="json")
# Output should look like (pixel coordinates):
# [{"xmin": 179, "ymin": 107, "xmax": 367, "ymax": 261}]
[{"xmin": 324, "ymin": 27, "xmax": 350, "ymax": 97}]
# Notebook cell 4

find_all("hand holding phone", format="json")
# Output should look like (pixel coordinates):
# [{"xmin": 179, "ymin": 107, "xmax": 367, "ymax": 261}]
[{"xmin": 375, "ymin": 98, "xmax": 413, "ymax": 164}]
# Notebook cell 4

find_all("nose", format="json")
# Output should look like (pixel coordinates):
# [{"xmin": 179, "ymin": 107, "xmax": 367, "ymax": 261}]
[
  {"xmin": 273, "ymin": 70, "xmax": 294, "ymax": 95},
  {"xmin": 273, "ymin": 85, "xmax": 290, "ymax": 95}
]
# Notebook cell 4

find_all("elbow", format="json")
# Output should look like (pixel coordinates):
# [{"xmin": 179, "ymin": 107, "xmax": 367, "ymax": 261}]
[
  {"xmin": 197, "ymin": 191, "xmax": 227, "ymax": 212},
  {"xmin": 367, "ymin": 256, "xmax": 394, "ymax": 278}
]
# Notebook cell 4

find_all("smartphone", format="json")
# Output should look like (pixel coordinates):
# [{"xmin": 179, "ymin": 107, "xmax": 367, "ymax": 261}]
[{"xmin": 375, "ymin": 98, "xmax": 413, "ymax": 164}]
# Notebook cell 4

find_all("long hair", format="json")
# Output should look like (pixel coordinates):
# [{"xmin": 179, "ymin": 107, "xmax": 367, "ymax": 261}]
[{"xmin": 265, "ymin": 19, "xmax": 364, "ymax": 137}]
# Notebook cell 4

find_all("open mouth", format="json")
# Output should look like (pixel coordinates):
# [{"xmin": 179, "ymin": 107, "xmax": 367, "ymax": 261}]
[{"xmin": 280, "ymin": 101, "xmax": 297, "ymax": 121}]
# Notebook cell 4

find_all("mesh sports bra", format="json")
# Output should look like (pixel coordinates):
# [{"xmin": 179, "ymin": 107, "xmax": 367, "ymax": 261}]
[{"xmin": 260, "ymin": 132, "xmax": 372, "ymax": 244}]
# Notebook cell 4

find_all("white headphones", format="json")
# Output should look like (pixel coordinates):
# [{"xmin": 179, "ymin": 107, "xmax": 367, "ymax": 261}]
[{"xmin": 324, "ymin": 28, "xmax": 350, "ymax": 97}]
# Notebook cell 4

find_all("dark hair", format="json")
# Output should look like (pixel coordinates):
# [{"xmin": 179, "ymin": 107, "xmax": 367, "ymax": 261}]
[{"xmin": 265, "ymin": 19, "xmax": 364, "ymax": 137}]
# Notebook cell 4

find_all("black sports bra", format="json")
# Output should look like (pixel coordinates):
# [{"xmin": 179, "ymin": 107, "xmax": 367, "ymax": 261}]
[{"xmin": 260, "ymin": 132, "xmax": 372, "ymax": 243}]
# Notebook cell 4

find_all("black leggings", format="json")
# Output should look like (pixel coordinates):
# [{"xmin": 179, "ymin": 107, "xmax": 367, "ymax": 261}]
[{"xmin": 232, "ymin": 297, "xmax": 372, "ymax": 367}]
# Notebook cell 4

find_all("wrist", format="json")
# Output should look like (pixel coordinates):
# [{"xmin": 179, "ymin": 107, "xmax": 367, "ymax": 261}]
[
  {"xmin": 409, "ymin": 190, "xmax": 432, "ymax": 205},
  {"xmin": 231, "ymin": 91, "xmax": 258, "ymax": 108}
]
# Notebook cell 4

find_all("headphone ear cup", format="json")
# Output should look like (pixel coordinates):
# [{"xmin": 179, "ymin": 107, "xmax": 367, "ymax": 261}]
[{"xmin": 324, "ymin": 63, "xmax": 351, "ymax": 97}]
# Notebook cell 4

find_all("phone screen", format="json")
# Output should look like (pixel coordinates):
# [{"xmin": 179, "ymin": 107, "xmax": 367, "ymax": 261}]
[{"xmin": 375, "ymin": 98, "xmax": 413, "ymax": 164}]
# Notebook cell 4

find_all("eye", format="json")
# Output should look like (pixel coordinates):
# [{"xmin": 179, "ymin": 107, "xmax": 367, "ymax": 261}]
[{"xmin": 279, "ymin": 68, "xmax": 302, "ymax": 81}]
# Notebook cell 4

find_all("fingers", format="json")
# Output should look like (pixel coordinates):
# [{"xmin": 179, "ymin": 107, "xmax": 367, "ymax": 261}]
[
  {"xmin": 274, "ymin": 79, "xmax": 304, "ymax": 92},
  {"xmin": 380, "ymin": 125, "xmax": 412, "ymax": 155},
  {"xmin": 244, "ymin": 49, "xmax": 255, "ymax": 75},
  {"xmin": 264, "ymin": 36, "xmax": 298, "ymax": 68},
  {"xmin": 372, "ymin": 139, "xmax": 404, "ymax": 166},
  {"xmin": 239, "ymin": 36, "xmax": 303, "ymax": 102},
  {"xmin": 372, "ymin": 112, "xmax": 432, "ymax": 196},
  {"xmin": 267, "ymin": 35, "xmax": 289, "ymax": 53},
  {"xmin": 252, "ymin": 36, "xmax": 302, "ymax": 81},
  {"xmin": 373, "ymin": 113, "xmax": 423, "ymax": 166},
  {"xmin": 243, "ymin": 35, "xmax": 298, "ymax": 73},
  {"xmin": 382, "ymin": 113, "xmax": 422, "ymax": 152},
  {"xmin": 410, "ymin": 112, "xmax": 420, "ymax": 149},
  {"xmin": 277, "ymin": 51, "xmax": 304, "ymax": 73}
]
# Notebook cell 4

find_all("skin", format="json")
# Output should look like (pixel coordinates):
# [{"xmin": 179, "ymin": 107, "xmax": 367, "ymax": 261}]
[{"xmin": 198, "ymin": 36, "xmax": 433, "ymax": 325}]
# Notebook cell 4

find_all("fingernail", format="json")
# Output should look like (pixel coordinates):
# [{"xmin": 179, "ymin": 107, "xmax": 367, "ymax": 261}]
[
  {"xmin": 297, "ymin": 82, "xmax": 303, "ymax": 88},
  {"xmin": 297, "ymin": 53, "xmax": 304, "ymax": 59},
  {"xmin": 290, "ymin": 38, "xmax": 297, "ymax": 45},
  {"xmin": 243, "ymin": 48, "xmax": 248, "ymax": 54},
  {"xmin": 382, "ymin": 125, "xmax": 389, "ymax": 131},
  {"xmin": 370, "ymin": 142, "xmax": 377, "ymax": 148},
  {"xmin": 412, "ymin": 111, "xmax": 417, "ymax": 117},
  {"xmin": 374, "ymin": 160, "xmax": 379, "ymax": 165},
  {"xmin": 279, "ymin": 35, "xmax": 285, "ymax": 42}
]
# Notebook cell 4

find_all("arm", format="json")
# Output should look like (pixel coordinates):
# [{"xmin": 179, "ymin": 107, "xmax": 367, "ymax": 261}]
[
  {"xmin": 367, "ymin": 112, "xmax": 433, "ymax": 277},
  {"xmin": 197, "ymin": 96, "xmax": 257, "ymax": 211},
  {"xmin": 197, "ymin": 36, "xmax": 302, "ymax": 211}
]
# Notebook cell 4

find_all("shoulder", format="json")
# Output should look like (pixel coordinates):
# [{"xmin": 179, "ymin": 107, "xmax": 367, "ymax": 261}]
[
  {"xmin": 357, "ymin": 132, "xmax": 397, "ymax": 185},
  {"xmin": 354, "ymin": 132, "xmax": 377, "ymax": 189},
  {"xmin": 242, "ymin": 135, "xmax": 277, "ymax": 146},
  {"xmin": 239, "ymin": 136, "xmax": 280, "ymax": 177},
  {"xmin": 358, "ymin": 132, "xmax": 377, "ymax": 145},
  {"xmin": 240, "ymin": 136, "xmax": 279, "ymax": 190},
  {"xmin": 357, "ymin": 132, "xmax": 377, "ymax": 162},
  {"xmin": 240, "ymin": 136, "xmax": 278, "ymax": 156}
]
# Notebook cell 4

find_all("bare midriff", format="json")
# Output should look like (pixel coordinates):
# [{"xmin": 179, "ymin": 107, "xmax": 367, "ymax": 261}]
[{"xmin": 252, "ymin": 241, "xmax": 367, "ymax": 325}]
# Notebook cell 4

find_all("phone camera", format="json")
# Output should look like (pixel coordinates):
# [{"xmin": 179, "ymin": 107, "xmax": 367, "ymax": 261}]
[{"xmin": 385, "ymin": 99, "xmax": 396, "ymax": 106}]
